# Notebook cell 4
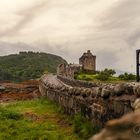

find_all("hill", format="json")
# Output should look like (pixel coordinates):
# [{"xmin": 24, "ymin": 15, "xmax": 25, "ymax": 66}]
[{"xmin": 0, "ymin": 51, "xmax": 67, "ymax": 82}]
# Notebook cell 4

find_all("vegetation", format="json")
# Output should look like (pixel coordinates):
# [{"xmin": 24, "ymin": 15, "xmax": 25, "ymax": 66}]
[
  {"xmin": 96, "ymin": 69, "xmax": 116, "ymax": 81},
  {"xmin": 73, "ymin": 115, "xmax": 99, "ymax": 139},
  {"xmin": 75, "ymin": 68, "xmax": 116, "ymax": 81},
  {"xmin": 75, "ymin": 69, "xmax": 136, "ymax": 82},
  {"xmin": 0, "ymin": 51, "xmax": 67, "ymax": 82},
  {"xmin": 75, "ymin": 73, "xmax": 96, "ymax": 81},
  {"xmin": 0, "ymin": 98, "xmax": 97, "ymax": 140},
  {"xmin": 118, "ymin": 72, "xmax": 136, "ymax": 81}
]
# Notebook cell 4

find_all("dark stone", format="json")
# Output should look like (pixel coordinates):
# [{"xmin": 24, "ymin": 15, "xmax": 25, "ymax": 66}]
[
  {"xmin": 134, "ymin": 85, "xmax": 140, "ymax": 97},
  {"xmin": 114, "ymin": 84, "xmax": 126, "ymax": 96},
  {"xmin": 0, "ymin": 86, "xmax": 6, "ymax": 92},
  {"xmin": 101, "ymin": 88, "xmax": 110, "ymax": 98}
]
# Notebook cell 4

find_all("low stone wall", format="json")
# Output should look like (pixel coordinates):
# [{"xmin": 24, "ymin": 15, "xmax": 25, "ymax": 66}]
[
  {"xmin": 39, "ymin": 75, "xmax": 140, "ymax": 128},
  {"xmin": 57, "ymin": 75, "xmax": 99, "ymax": 88}
]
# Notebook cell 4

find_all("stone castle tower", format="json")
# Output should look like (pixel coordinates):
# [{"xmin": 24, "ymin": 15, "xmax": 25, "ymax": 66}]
[{"xmin": 79, "ymin": 50, "xmax": 96, "ymax": 73}]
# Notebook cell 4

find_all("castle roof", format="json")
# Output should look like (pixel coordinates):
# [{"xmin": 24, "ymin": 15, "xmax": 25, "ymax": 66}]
[{"xmin": 79, "ymin": 50, "xmax": 96, "ymax": 60}]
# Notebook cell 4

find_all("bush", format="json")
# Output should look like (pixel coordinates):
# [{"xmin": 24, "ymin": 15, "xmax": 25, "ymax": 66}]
[
  {"xmin": 119, "ymin": 73, "xmax": 136, "ymax": 81},
  {"xmin": 96, "ymin": 71, "xmax": 110, "ymax": 81},
  {"xmin": 96, "ymin": 69, "xmax": 116, "ymax": 81},
  {"xmin": 104, "ymin": 69, "xmax": 116, "ymax": 76}
]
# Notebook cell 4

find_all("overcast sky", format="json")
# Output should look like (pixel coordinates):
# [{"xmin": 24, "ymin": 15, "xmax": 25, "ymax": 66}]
[{"xmin": 0, "ymin": 0, "xmax": 140, "ymax": 73}]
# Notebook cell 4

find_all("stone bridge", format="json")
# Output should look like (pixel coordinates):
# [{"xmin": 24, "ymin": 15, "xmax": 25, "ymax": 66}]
[{"xmin": 39, "ymin": 74, "xmax": 140, "ymax": 128}]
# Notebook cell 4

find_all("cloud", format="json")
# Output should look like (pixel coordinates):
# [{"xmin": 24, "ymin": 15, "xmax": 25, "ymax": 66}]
[
  {"xmin": 0, "ymin": 0, "xmax": 47, "ymax": 37},
  {"xmin": 98, "ymin": 0, "xmax": 140, "ymax": 47},
  {"xmin": 0, "ymin": 41, "xmax": 34, "ymax": 55},
  {"xmin": 0, "ymin": 0, "xmax": 139, "ymax": 73}
]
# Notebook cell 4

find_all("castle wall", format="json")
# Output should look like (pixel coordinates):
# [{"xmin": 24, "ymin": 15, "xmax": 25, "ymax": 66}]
[
  {"xmin": 57, "ymin": 64, "xmax": 82, "ymax": 79},
  {"xmin": 79, "ymin": 50, "xmax": 96, "ymax": 72},
  {"xmin": 82, "ymin": 57, "xmax": 96, "ymax": 72}
]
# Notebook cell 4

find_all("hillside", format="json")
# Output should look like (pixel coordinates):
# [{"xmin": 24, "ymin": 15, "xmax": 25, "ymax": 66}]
[{"xmin": 0, "ymin": 51, "xmax": 67, "ymax": 82}]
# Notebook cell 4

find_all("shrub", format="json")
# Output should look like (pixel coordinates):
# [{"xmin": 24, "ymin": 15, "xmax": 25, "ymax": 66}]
[
  {"xmin": 104, "ymin": 68, "xmax": 116, "ymax": 76},
  {"xmin": 96, "ymin": 72, "xmax": 110, "ymax": 81},
  {"xmin": 119, "ymin": 73, "xmax": 136, "ymax": 81},
  {"xmin": 96, "ymin": 69, "xmax": 116, "ymax": 81}
]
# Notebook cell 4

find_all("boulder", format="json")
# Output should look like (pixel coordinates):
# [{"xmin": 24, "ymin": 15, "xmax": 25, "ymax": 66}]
[
  {"xmin": 134, "ymin": 85, "xmax": 140, "ymax": 97},
  {"xmin": 90, "ymin": 111, "xmax": 140, "ymax": 140},
  {"xmin": 114, "ymin": 84, "xmax": 127, "ymax": 96},
  {"xmin": 132, "ymin": 98, "xmax": 140, "ymax": 111},
  {"xmin": 0, "ymin": 86, "xmax": 6, "ymax": 92},
  {"xmin": 101, "ymin": 88, "xmax": 110, "ymax": 98}
]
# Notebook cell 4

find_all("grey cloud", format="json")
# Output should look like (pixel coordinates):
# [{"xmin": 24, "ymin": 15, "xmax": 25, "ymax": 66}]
[
  {"xmin": 0, "ymin": 41, "xmax": 68, "ymax": 61},
  {"xmin": 0, "ymin": 1, "xmax": 47, "ymax": 37},
  {"xmin": 96, "ymin": 49, "xmax": 119, "ymax": 70},
  {"xmin": 0, "ymin": 0, "xmax": 139, "ymax": 73},
  {"xmin": 0, "ymin": 41, "xmax": 34, "ymax": 56},
  {"xmin": 127, "ymin": 29, "xmax": 140, "ymax": 47},
  {"xmin": 100, "ymin": 0, "xmax": 140, "ymax": 29},
  {"xmin": 98, "ymin": 0, "xmax": 140, "ymax": 47}
]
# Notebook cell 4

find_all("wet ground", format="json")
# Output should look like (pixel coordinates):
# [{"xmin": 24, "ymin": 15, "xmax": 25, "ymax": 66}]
[{"xmin": 0, "ymin": 80, "xmax": 41, "ymax": 103}]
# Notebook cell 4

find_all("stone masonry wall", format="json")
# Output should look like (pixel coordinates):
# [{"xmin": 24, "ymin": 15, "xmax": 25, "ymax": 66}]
[
  {"xmin": 57, "ymin": 75, "xmax": 99, "ymax": 88},
  {"xmin": 39, "ymin": 75, "xmax": 140, "ymax": 128}
]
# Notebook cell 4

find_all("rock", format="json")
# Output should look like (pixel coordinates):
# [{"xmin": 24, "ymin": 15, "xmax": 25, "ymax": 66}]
[
  {"xmin": 134, "ymin": 85, "xmax": 140, "ymax": 97},
  {"xmin": 90, "ymin": 111, "xmax": 140, "ymax": 140},
  {"xmin": 132, "ymin": 98, "xmax": 140, "ymax": 111},
  {"xmin": 101, "ymin": 88, "xmax": 110, "ymax": 98},
  {"xmin": 91, "ymin": 87, "xmax": 101, "ymax": 97},
  {"xmin": 0, "ymin": 86, "xmax": 6, "ymax": 92},
  {"xmin": 82, "ymin": 92, "xmax": 87, "ymax": 98},
  {"xmin": 86, "ymin": 89, "xmax": 92, "ymax": 95},
  {"xmin": 61, "ymin": 86, "xmax": 66, "ymax": 91},
  {"xmin": 125, "ymin": 83, "xmax": 134, "ymax": 95},
  {"xmin": 114, "ymin": 84, "xmax": 126, "ymax": 96},
  {"xmin": 74, "ymin": 88, "xmax": 81, "ymax": 96}
]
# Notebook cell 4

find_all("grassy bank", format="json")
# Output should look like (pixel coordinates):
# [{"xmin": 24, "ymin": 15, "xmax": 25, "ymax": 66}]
[
  {"xmin": 75, "ymin": 73, "xmax": 120, "ymax": 82},
  {"xmin": 0, "ymin": 98, "xmax": 97, "ymax": 140},
  {"xmin": 75, "ymin": 73, "xmax": 135, "ymax": 83}
]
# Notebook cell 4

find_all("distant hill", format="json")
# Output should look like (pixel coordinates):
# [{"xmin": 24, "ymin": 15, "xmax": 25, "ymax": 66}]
[{"xmin": 0, "ymin": 51, "xmax": 67, "ymax": 82}]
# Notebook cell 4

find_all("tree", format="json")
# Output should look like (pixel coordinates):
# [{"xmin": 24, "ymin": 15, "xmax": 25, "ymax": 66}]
[
  {"xmin": 96, "ymin": 69, "xmax": 116, "ymax": 81},
  {"xmin": 104, "ymin": 68, "xmax": 116, "ymax": 76},
  {"xmin": 119, "ymin": 73, "xmax": 136, "ymax": 80}
]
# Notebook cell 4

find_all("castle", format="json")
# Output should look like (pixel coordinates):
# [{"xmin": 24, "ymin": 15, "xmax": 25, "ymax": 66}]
[
  {"xmin": 79, "ymin": 50, "xmax": 96, "ymax": 72},
  {"xmin": 57, "ymin": 50, "xmax": 96, "ymax": 78}
]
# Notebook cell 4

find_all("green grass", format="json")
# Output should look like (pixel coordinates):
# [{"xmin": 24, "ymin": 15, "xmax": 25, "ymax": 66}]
[
  {"xmin": 0, "ymin": 98, "xmax": 96, "ymax": 140},
  {"xmin": 75, "ymin": 73, "xmax": 130, "ymax": 83},
  {"xmin": 73, "ymin": 115, "xmax": 99, "ymax": 139},
  {"xmin": 75, "ymin": 73, "xmax": 97, "ymax": 81}
]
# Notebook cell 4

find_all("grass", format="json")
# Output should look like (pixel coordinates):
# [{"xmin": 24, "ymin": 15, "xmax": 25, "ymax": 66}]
[
  {"xmin": 75, "ymin": 73, "xmax": 131, "ymax": 83},
  {"xmin": 75, "ymin": 73, "xmax": 97, "ymax": 81},
  {"xmin": 0, "ymin": 98, "xmax": 97, "ymax": 140},
  {"xmin": 73, "ymin": 115, "xmax": 99, "ymax": 139}
]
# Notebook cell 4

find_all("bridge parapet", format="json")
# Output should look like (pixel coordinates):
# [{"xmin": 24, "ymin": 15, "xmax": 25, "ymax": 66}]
[
  {"xmin": 39, "ymin": 74, "xmax": 140, "ymax": 128},
  {"xmin": 57, "ymin": 75, "xmax": 100, "ymax": 88}
]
